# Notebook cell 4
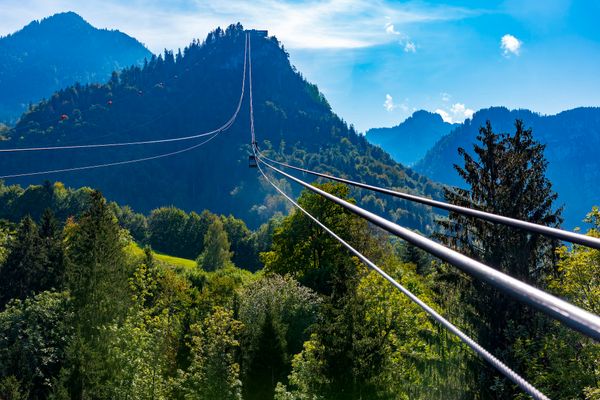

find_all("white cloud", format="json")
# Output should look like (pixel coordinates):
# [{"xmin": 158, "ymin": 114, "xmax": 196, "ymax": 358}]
[
  {"xmin": 384, "ymin": 22, "xmax": 400, "ymax": 35},
  {"xmin": 384, "ymin": 94, "xmax": 396, "ymax": 112},
  {"xmin": 435, "ymin": 109, "xmax": 451, "ymax": 122},
  {"xmin": 0, "ymin": 0, "xmax": 479, "ymax": 52},
  {"xmin": 500, "ymin": 34, "xmax": 522, "ymax": 56},
  {"xmin": 436, "ymin": 102, "xmax": 474, "ymax": 123},
  {"xmin": 383, "ymin": 94, "xmax": 409, "ymax": 112},
  {"xmin": 404, "ymin": 41, "xmax": 416, "ymax": 53},
  {"xmin": 440, "ymin": 92, "xmax": 451, "ymax": 102}
]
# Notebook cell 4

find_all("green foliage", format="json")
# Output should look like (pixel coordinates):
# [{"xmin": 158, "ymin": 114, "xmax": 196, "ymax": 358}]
[
  {"xmin": 62, "ymin": 190, "xmax": 133, "ymax": 398},
  {"xmin": 197, "ymin": 217, "xmax": 233, "ymax": 272},
  {"xmin": 0, "ymin": 216, "xmax": 45, "ymax": 306},
  {"xmin": 39, "ymin": 209, "xmax": 66, "ymax": 293},
  {"xmin": 222, "ymin": 214, "xmax": 260, "ymax": 271},
  {"xmin": 0, "ymin": 221, "xmax": 13, "ymax": 265},
  {"xmin": 0, "ymin": 215, "xmax": 59, "ymax": 307},
  {"xmin": 239, "ymin": 275, "xmax": 321, "ymax": 400},
  {"xmin": 279, "ymin": 261, "xmax": 466, "ymax": 400},
  {"xmin": 110, "ymin": 203, "xmax": 148, "ymax": 243},
  {"xmin": 263, "ymin": 182, "xmax": 374, "ymax": 295},
  {"xmin": 436, "ymin": 120, "xmax": 563, "ymax": 396},
  {"xmin": 66, "ymin": 190, "xmax": 131, "ymax": 328},
  {"xmin": 0, "ymin": 175, "xmax": 595, "ymax": 399},
  {"xmin": 552, "ymin": 207, "xmax": 600, "ymax": 314},
  {"xmin": 190, "ymin": 265, "xmax": 255, "ymax": 313},
  {"xmin": 0, "ymin": 181, "xmax": 94, "ymax": 224},
  {"xmin": 0, "ymin": 376, "xmax": 28, "ymax": 400},
  {"xmin": 102, "ymin": 250, "xmax": 171, "ymax": 399},
  {"xmin": 148, "ymin": 206, "xmax": 193, "ymax": 257},
  {"xmin": 0, "ymin": 291, "xmax": 72, "ymax": 399},
  {"xmin": 509, "ymin": 207, "xmax": 600, "ymax": 399},
  {"xmin": 177, "ymin": 307, "xmax": 243, "ymax": 400}
]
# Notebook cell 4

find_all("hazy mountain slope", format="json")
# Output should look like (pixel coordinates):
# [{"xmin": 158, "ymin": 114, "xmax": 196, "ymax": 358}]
[
  {"xmin": 0, "ymin": 24, "xmax": 442, "ymax": 230},
  {"xmin": 0, "ymin": 11, "xmax": 152, "ymax": 122},
  {"xmin": 365, "ymin": 110, "xmax": 455, "ymax": 166},
  {"xmin": 414, "ymin": 106, "xmax": 600, "ymax": 227}
]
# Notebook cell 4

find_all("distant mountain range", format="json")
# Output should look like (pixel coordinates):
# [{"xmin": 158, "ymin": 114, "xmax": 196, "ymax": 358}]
[
  {"xmin": 413, "ymin": 107, "xmax": 600, "ymax": 228},
  {"xmin": 0, "ymin": 12, "xmax": 152, "ymax": 123},
  {"xmin": 365, "ymin": 110, "xmax": 455, "ymax": 166},
  {"xmin": 0, "ymin": 23, "xmax": 442, "ymax": 231}
]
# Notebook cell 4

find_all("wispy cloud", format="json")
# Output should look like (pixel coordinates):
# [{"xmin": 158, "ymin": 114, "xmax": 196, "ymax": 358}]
[
  {"xmin": 383, "ymin": 94, "xmax": 396, "ymax": 112},
  {"xmin": 500, "ymin": 33, "xmax": 522, "ymax": 57},
  {"xmin": 384, "ymin": 22, "xmax": 400, "ymax": 35},
  {"xmin": 385, "ymin": 18, "xmax": 417, "ymax": 53},
  {"xmin": 0, "ymin": 0, "xmax": 479, "ymax": 52},
  {"xmin": 383, "ymin": 94, "xmax": 410, "ymax": 113}
]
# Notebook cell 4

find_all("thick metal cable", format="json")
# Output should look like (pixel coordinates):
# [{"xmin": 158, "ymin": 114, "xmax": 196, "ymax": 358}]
[
  {"xmin": 248, "ymin": 33, "xmax": 256, "ymax": 145},
  {"xmin": 248, "ymin": 31, "xmax": 550, "ymax": 398},
  {"xmin": 256, "ymin": 153, "xmax": 600, "ymax": 250},
  {"xmin": 255, "ymin": 153, "xmax": 600, "ymax": 341},
  {"xmin": 0, "ymin": 35, "xmax": 249, "ymax": 153},
  {"xmin": 254, "ymin": 150, "xmax": 550, "ymax": 400}
]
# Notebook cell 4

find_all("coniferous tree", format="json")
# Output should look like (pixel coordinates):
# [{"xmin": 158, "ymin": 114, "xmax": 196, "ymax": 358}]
[
  {"xmin": 66, "ymin": 190, "xmax": 130, "ymax": 328},
  {"xmin": 436, "ymin": 120, "xmax": 562, "ymax": 397},
  {"xmin": 243, "ymin": 310, "xmax": 287, "ymax": 400},
  {"xmin": 0, "ymin": 216, "xmax": 47, "ymax": 307},
  {"xmin": 39, "ymin": 208, "xmax": 65, "ymax": 291},
  {"xmin": 62, "ymin": 190, "xmax": 131, "ymax": 398}
]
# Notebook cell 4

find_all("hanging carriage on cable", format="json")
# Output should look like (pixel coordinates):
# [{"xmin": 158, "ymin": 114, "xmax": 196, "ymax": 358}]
[{"xmin": 248, "ymin": 155, "xmax": 257, "ymax": 168}]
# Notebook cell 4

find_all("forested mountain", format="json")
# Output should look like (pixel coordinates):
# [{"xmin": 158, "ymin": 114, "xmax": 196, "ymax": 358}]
[
  {"xmin": 1, "ymin": 24, "xmax": 441, "ymax": 230},
  {"xmin": 365, "ymin": 110, "xmax": 455, "ymax": 166},
  {"xmin": 414, "ymin": 107, "xmax": 600, "ymax": 227},
  {"xmin": 0, "ymin": 12, "xmax": 151, "ymax": 123}
]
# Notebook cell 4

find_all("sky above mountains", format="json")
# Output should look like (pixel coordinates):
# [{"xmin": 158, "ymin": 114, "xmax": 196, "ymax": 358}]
[{"xmin": 1, "ymin": 0, "xmax": 599, "ymax": 131}]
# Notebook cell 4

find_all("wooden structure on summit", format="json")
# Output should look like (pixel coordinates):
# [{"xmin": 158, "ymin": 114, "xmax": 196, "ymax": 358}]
[{"xmin": 246, "ymin": 29, "xmax": 268, "ymax": 37}]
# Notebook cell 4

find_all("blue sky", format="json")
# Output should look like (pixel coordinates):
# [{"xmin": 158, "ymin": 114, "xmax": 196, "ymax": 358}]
[{"xmin": 1, "ymin": 0, "xmax": 599, "ymax": 131}]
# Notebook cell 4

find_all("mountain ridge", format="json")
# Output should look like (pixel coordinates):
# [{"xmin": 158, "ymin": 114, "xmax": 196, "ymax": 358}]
[
  {"xmin": 365, "ymin": 110, "xmax": 456, "ymax": 166},
  {"xmin": 0, "ymin": 11, "xmax": 152, "ymax": 123}
]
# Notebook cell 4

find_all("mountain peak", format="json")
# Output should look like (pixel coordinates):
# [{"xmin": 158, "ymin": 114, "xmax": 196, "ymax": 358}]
[
  {"xmin": 43, "ymin": 11, "xmax": 86, "ymax": 23},
  {"xmin": 23, "ymin": 11, "xmax": 91, "ymax": 32},
  {"xmin": 408, "ymin": 109, "xmax": 445, "ymax": 124},
  {"xmin": 0, "ymin": 12, "xmax": 152, "ymax": 123},
  {"xmin": 365, "ymin": 110, "xmax": 455, "ymax": 166}
]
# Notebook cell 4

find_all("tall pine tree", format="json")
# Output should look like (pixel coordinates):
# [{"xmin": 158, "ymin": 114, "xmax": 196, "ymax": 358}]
[
  {"xmin": 39, "ymin": 208, "xmax": 65, "ymax": 291},
  {"xmin": 436, "ymin": 120, "xmax": 562, "ymax": 397},
  {"xmin": 62, "ymin": 190, "xmax": 131, "ymax": 398},
  {"xmin": 0, "ymin": 216, "xmax": 47, "ymax": 307}
]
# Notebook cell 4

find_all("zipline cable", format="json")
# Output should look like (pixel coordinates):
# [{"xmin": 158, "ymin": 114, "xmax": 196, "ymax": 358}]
[
  {"xmin": 0, "ymin": 130, "xmax": 225, "ymax": 179},
  {"xmin": 254, "ymin": 149, "xmax": 550, "ymax": 400},
  {"xmin": 254, "ymin": 152, "xmax": 600, "ymax": 341},
  {"xmin": 255, "ymin": 153, "xmax": 600, "ymax": 250},
  {"xmin": 0, "ymin": 35, "xmax": 249, "ymax": 153}
]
